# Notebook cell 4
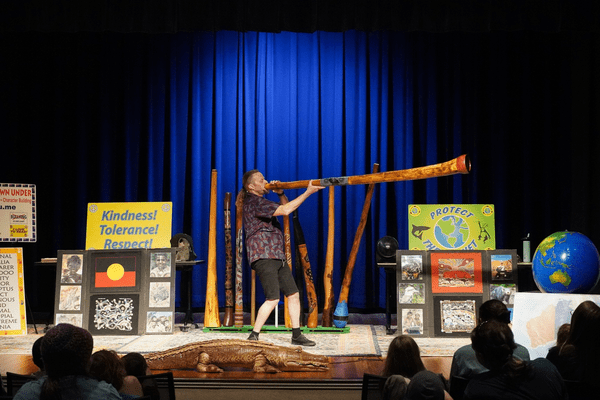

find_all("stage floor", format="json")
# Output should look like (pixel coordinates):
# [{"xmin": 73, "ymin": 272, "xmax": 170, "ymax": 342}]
[{"xmin": 1, "ymin": 322, "xmax": 463, "ymax": 400}]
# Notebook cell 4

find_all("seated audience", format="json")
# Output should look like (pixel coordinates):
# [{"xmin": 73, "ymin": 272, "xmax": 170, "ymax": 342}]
[
  {"xmin": 89, "ymin": 349, "xmax": 144, "ymax": 399},
  {"xmin": 31, "ymin": 336, "xmax": 45, "ymax": 378},
  {"xmin": 450, "ymin": 299, "xmax": 529, "ymax": 381},
  {"xmin": 546, "ymin": 300, "xmax": 600, "ymax": 397},
  {"xmin": 555, "ymin": 323, "xmax": 570, "ymax": 348},
  {"xmin": 122, "ymin": 352, "xmax": 151, "ymax": 378},
  {"xmin": 382, "ymin": 335, "xmax": 451, "ymax": 400},
  {"xmin": 464, "ymin": 320, "xmax": 566, "ymax": 400},
  {"xmin": 404, "ymin": 370, "xmax": 447, "ymax": 400},
  {"xmin": 122, "ymin": 352, "xmax": 159, "ymax": 400},
  {"xmin": 14, "ymin": 323, "xmax": 121, "ymax": 400}
]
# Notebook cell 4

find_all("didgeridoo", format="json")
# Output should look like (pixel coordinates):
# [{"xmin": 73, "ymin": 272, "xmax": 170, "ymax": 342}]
[
  {"xmin": 293, "ymin": 210, "xmax": 319, "ymax": 328},
  {"xmin": 333, "ymin": 163, "xmax": 379, "ymax": 328},
  {"xmin": 223, "ymin": 192, "xmax": 234, "ymax": 327},
  {"xmin": 282, "ymin": 200, "xmax": 294, "ymax": 328},
  {"xmin": 265, "ymin": 155, "xmax": 470, "ymax": 190},
  {"xmin": 322, "ymin": 187, "xmax": 336, "ymax": 327},
  {"xmin": 204, "ymin": 169, "xmax": 221, "ymax": 328},
  {"xmin": 234, "ymin": 200, "xmax": 244, "ymax": 327}
]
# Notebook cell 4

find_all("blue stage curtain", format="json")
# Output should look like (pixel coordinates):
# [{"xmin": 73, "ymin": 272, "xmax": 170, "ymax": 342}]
[{"xmin": 4, "ymin": 28, "xmax": 597, "ymax": 312}]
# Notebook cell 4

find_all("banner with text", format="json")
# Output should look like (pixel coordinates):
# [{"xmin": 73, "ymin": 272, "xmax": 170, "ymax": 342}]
[
  {"xmin": 0, "ymin": 248, "xmax": 27, "ymax": 335},
  {"xmin": 408, "ymin": 204, "xmax": 496, "ymax": 250},
  {"xmin": 85, "ymin": 202, "xmax": 172, "ymax": 250},
  {"xmin": 0, "ymin": 183, "xmax": 36, "ymax": 242}
]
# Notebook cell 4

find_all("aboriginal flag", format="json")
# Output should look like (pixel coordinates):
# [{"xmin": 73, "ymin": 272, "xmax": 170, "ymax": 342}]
[{"xmin": 94, "ymin": 255, "xmax": 137, "ymax": 288}]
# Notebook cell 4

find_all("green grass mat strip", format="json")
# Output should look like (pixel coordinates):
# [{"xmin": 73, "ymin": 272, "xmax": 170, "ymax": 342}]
[{"xmin": 202, "ymin": 325, "xmax": 350, "ymax": 334}]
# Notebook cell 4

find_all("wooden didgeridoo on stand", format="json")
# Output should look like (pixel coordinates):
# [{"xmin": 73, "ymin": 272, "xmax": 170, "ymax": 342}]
[
  {"xmin": 265, "ymin": 154, "xmax": 471, "ymax": 190},
  {"xmin": 333, "ymin": 163, "xmax": 379, "ymax": 328},
  {"xmin": 204, "ymin": 169, "xmax": 221, "ymax": 327},
  {"xmin": 293, "ymin": 210, "xmax": 319, "ymax": 328},
  {"xmin": 283, "ymin": 210, "xmax": 294, "ymax": 328},
  {"xmin": 322, "ymin": 187, "xmax": 336, "ymax": 327},
  {"xmin": 223, "ymin": 192, "xmax": 234, "ymax": 327},
  {"xmin": 234, "ymin": 201, "xmax": 244, "ymax": 327}
]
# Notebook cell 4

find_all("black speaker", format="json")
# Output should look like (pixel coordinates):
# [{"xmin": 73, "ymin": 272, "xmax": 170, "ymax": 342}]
[{"xmin": 376, "ymin": 236, "xmax": 399, "ymax": 265}]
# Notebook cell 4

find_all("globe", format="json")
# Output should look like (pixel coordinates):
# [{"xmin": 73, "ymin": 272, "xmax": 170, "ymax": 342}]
[{"xmin": 532, "ymin": 231, "xmax": 600, "ymax": 293}]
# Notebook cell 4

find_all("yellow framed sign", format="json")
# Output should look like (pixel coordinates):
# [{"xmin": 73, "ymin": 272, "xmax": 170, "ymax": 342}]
[
  {"xmin": 85, "ymin": 202, "xmax": 172, "ymax": 250},
  {"xmin": 0, "ymin": 248, "xmax": 27, "ymax": 335},
  {"xmin": 408, "ymin": 204, "xmax": 496, "ymax": 250}
]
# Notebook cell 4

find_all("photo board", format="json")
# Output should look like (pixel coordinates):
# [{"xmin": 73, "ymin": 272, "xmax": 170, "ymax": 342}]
[
  {"xmin": 396, "ymin": 249, "xmax": 518, "ymax": 338},
  {"xmin": 53, "ymin": 248, "xmax": 176, "ymax": 335}
]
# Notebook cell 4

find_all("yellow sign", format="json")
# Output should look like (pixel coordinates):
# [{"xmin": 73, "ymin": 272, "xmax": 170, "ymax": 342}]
[
  {"xmin": 0, "ymin": 248, "xmax": 27, "ymax": 336},
  {"xmin": 85, "ymin": 202, "xmax": 172, "ymax": 250}
]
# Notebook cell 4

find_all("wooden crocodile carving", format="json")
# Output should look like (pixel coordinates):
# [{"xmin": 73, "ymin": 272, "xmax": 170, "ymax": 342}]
[{"xmin": 144, "ymin": 338, "xmax": 329, "ymax": 373}]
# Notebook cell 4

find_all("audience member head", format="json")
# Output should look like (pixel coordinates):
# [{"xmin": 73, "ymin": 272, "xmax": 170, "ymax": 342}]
[
  {"xmin": 122, "ymin": 352, "xmax": 151, "ymax": 377},
  {"xmin": 471, "ymin": 319, "xmax": 529, "ymax": 379},
  {"xmin": 556, "ymin": 323, "xmax": 570, "ymax": 348},
  {"xmin": 32, "ymin": 336, "xmax": 45, "ymax": 372},
  {"xmin": 383, "ymin": 334, "xmax": 426, "ymax": 378},
  {"xmin": 564, "ymin": 300, "xmax": 600, "ymax": 350},
  {"xmin": 404, "ymin": 370, "xmax": 446, "ymax": 400},
  {"xmin": 89, "ymin": 349, "xmax": 126, "ymax": 391},
  {"xmin": 41, "ymin": 323, "xmax": 93, "ymax": 379},
  {"xmin": 478, "ymin": 299, "xmax": 511, "ymax": 325}
]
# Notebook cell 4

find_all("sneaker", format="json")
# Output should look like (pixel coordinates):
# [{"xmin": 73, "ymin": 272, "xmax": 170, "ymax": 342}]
[
  {"xmin": 291, "ymin": 334, "xmax": 316, "ymax": 346},
  {"xmin": 247, "ymin": 332, "xmax": 259, "ymax": 340}
]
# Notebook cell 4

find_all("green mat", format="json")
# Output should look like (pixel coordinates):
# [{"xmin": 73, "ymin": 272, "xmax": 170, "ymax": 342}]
[{"xmin": 203, "ymin": 325, "xmax": 350, "ymax": 334}]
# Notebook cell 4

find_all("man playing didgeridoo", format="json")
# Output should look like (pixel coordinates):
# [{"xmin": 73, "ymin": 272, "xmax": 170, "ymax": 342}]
[{"xmin": 236, "ymin": 169, "xmax": 324, "ymax": 346}]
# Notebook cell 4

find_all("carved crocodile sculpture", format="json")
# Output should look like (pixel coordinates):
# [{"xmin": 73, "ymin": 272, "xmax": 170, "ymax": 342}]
[{"xmin": 144, "ymin": 338, "xmax": 329, "ymax": 373}]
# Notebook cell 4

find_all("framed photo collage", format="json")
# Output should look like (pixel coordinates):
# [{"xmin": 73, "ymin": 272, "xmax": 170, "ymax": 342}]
[
  {"xmin": 396, "ymin": 249, "xmax": 518, "ymax": 338},
  {"xmin": 54, "ymin": 248, "xmax": 176, "ymax": 335}
]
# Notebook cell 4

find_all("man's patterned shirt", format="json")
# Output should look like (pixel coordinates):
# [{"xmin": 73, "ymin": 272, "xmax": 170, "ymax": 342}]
[{"xmin": 243, "ymin": 193, "xmax": 285, "ymax": 264}]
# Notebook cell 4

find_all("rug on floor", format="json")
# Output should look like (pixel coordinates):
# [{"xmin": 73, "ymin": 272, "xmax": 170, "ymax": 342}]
[{"xmin": 0, "ymin": 324, "xmax": 381, "ymax": 357}]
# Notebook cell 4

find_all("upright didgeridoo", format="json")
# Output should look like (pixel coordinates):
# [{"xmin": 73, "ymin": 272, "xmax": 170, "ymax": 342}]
[
  {"xmin": 204, "ymin": 169, "xmax": 221, "ymax": 328},
  {"xmin": 283, "ymin": 208, "xmax": 294, "ymax": 328},
  {"xmin": 234, "ymin": 201, "xmax": 244, "ymax": 327},
  {"xmin": 333, "ymin": 163, "xmax": 379, "ymax": 328},
  {"xmin": 265, "ymin": 154, "xmax": 470, "ymax": 190},
  {"xmin": 322, "ymin": 187, "xmax": 336, "ymax": 327},
  {"xmin": 293, "ymin": 210, "xmax": 319, "ymax": 328},
  {"xmin": 223, "ymin": 192, "xmax": 234, "ymax": 327}
]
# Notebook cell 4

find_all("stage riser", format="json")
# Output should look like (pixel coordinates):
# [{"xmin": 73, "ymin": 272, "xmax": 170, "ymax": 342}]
[{"xmin": 175, "ymin": 388, "xmax": 361, "ymax": 400}]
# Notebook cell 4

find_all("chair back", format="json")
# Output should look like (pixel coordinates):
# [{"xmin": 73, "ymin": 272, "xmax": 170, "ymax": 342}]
[
  {"xmin": 361, "ymin": 373, "xmax": 387, "ymax": 400},
  {"xmin": 449, "ymin": 375, "xmax": 470, "ymax": 400},
  {"xmin": 6, "ymin": 372, "xmax": 37, "ymax": 396},
  {"xmin": 137, "ymin": 372, "xmax": 176, "ymax": 400}
]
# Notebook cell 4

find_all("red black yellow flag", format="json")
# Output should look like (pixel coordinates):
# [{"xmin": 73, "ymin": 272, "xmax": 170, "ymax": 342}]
[{"xmin": 94, "ymin": 255, "xmax": 137, "ymax": 288}]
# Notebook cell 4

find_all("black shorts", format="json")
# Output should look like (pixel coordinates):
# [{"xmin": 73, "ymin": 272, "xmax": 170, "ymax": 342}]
[{"xmin": 252, "ymin": 259, "xmax": 299, "ymax": 300}]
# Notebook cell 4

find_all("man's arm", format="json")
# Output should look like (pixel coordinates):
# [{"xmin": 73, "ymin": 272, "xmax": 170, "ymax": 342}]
[{"xmin": 272, "ymin": 181, "xmax": 324, "ymax": 216}]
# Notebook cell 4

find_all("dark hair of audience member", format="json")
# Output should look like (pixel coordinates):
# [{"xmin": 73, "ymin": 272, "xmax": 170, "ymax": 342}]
[
  {"xmin": 89, "ymin": 350, "xmax": 126, "ymax": 392},
  {"xmin": 560, "ymin": 300, "xmax": 600, "ymax": 384},
  {"xmin": 39, "ymin": 323, "xmax": 94, "ymax": 400},
  {"xmin": 555, "ymin": 323, "xmax": 570, "ymax": 348},
  {"xmin": 479, "ymin": 299, "xmax": 511, "ymax": 324},
  {"xmin": 121, "ymin": 352, "xmax": 151, "ymax": 377},
  {"xmin": 32, "ymin": 336, "xmax": 45, "ymax": 372},
  {"xmin": 383, "ymin": 334, "xmax": 426, "ymax": 378},
  {"xmin": 471, "ymin": 319, "xmax": 531, "ymax": 380}
]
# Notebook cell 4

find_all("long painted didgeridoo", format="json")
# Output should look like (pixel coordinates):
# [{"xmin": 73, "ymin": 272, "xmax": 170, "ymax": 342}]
[
  {"xmin": 322, "ymin": 187, "xmax": 336, "ymax": 327},
  {"xmin": 333, "ymin": 163, "xmax": 379, "ymax": 329},
  {"xmin": 282, "ymin": 204, "xmax": 294, "ymax": 328},
  {"xmin": 234, "ymin": 200, "xmax": 244, "ymax": 327},
  {"xmin": 223, "ymin": 192, "xmax": 234, "ymax": 327},
  {"xmin": 293, "ymin": 210, "xmax": 319, "ymax": 328},
  {"xmin": 265, "ymin": 155, "xmax": 470, "ymax": 190},
  {"xmin": 204, "ymin": 169, "xmax": 221, "ymax": 328}
]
